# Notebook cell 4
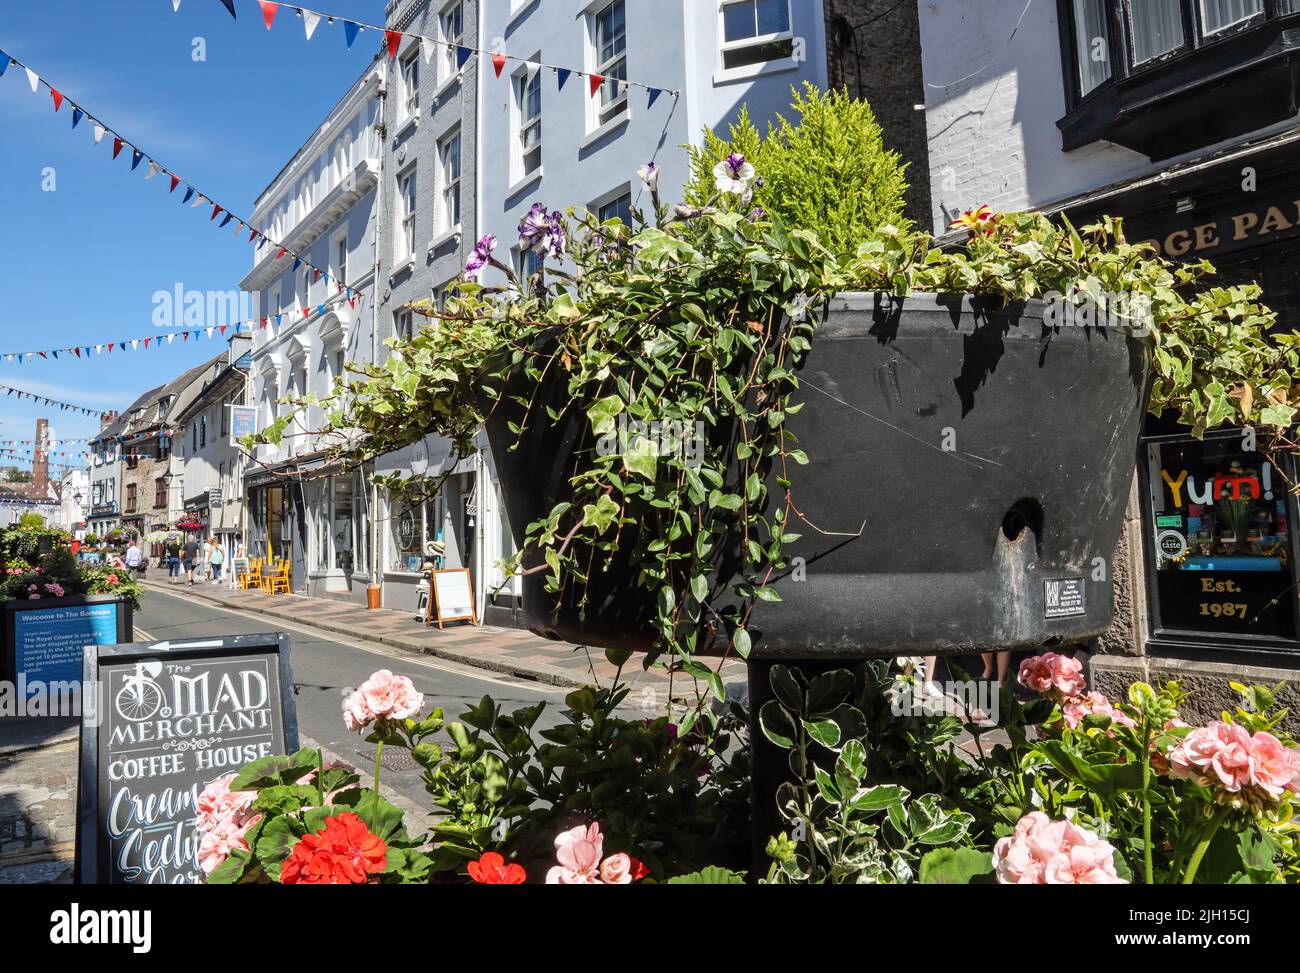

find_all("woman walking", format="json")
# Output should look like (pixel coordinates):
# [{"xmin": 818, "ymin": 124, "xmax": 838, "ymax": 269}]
[{"xmin": 209, "ymin": 537, "xmax": 225, "ymax": 585}]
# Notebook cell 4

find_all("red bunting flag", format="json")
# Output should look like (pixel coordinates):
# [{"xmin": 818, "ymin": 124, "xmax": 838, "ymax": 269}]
[
  {"xmin": 220, "ymin": 325, "xmax": 228, "ymax": 336},
  {"xmin": 169, "ymin": 174, "xmax": 181, "ymax": 193},
  {"xmin": 143, "ymin": 338, "xmax": 151, "ymax": 350},
  {"xmin": 250, "ymin": 228, "xmax": 259, "ymax": 242},
  {"xmin": 211, "ymin": 204, "xmax": 223, "ymax": 221},
  {"xmin": 183, "ymin": 332, "xmax": 189, "ymax": 341},
  {"xmin": 492, "ymin": 52, "xmax": 507, "ymax": 77},
  {"xmin": 276, "ymin": 248, "xmax": 287, "ymax": 260},
  {"xmin": 259, "ymin": 1, "xmax": 278, "ymax": 30},
  {"xmin": 50, "ymin": 88, "xmax": 63, "ymax": 112},
  {"xmin": 386, "ymin": 30, "xmax": 402, "ymax": 60},
  {"xmin": 113, "ymin": 137, "xmax": 124, "ymax": 159},
  {"xmin": 588, "ymin": 73, "xmax": 605, "ymax": 97},
  {"xmin": 261, "ymin": 319, "xmax": 268, "ymax": 329},
  {"xmin": 313, "ymin": 268, "xmax": 320, "ymax": 282}
]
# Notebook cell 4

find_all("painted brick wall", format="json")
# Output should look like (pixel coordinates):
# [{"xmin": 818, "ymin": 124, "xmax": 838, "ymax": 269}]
[{"xmin": 824, "ymin": 0, "xmax": 933, "ymax": 227}]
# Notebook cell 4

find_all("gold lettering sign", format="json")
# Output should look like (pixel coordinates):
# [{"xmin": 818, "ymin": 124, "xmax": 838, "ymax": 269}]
[{"xmin": 1140, "ymin": 198, "xmax": 1300, "ymax": 257}]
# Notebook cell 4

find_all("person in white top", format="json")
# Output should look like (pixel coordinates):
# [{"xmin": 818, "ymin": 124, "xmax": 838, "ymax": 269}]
[
  {"xmin": 202, "ymin": 538, "xmax": 213, "ymax": 580},
  {"xmin": 124, "ymin": 540, "xmax": 143, "ymax": 575}
]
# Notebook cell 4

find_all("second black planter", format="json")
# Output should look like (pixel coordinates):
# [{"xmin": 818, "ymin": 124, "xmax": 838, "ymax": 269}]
[{"xmin": 483, "ymin": 292, "xmax": 1152, "ymax": 660}]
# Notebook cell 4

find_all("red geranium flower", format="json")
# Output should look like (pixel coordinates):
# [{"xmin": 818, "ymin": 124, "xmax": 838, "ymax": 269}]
[
  {"xmin": 280, "ymin": 812, "xmax": 388, "ymax": 885},
  {"xmin": 629, "ymin": 856, "xmax": 650, "ymax": 881},
  {"xmin": 467, "ymin": 851, "xmax": 527, "ymax": 885},
  {"xmin": 107, "ymin": 574, "xmax": 120, "ymax": 586}
]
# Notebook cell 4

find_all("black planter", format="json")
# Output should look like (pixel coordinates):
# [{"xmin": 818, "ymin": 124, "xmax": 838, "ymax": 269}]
[{"xmin": 484, "ymin": 292, "xmax": 1151, "ymax": 661}]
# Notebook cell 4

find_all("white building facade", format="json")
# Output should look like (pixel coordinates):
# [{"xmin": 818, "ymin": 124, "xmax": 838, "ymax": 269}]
[{"xmin": 241, "ymin": 61, "xmax": 383, "ymax": 603}]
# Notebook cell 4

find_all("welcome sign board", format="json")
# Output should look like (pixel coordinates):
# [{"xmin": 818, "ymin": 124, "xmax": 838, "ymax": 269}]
[
  {"xmin": 76, "ymin": 633, "xmax": 298, "ymax": 884},
  {"xmin": 2, "ymin": 595, "xmax": 132, "ymax": 697}
]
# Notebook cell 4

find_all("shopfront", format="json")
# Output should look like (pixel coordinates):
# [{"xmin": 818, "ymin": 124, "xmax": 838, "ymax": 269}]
[
  {"xmin": 303, "ymin": 468, "xmax": 372, "ymax": 605},
  {"xmin": 1066, "ymin": 132, "xmax": 1300, "ymax": 698}
]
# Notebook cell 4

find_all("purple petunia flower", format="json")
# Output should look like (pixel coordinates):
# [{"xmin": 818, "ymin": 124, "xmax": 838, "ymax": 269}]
[
  {"xmin": 518, "ymin": 203, "xmax": 567, "ymax": 260},
  {"xmin": 464, "ymin": 233, "xmax": 498, "ymax": 280},
  {"xmin": 713, "ymin": 152, "xmax": 755, "ymax": 196}
]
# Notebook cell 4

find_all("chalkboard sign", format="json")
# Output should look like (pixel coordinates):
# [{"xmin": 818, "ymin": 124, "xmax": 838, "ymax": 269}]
[
  {"xmin": 427, "ymin": 568, "xmax": 477, "ymax": 629},
  {"xmin": 75, "ymin": 633, "xmax": 298, "ymax": 884},
  {"xmin": 2, "ymin": 595, "xmax": 132, "ymax": 700}
]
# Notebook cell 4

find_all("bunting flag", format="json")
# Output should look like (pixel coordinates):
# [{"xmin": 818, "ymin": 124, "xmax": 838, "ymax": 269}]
[
  {"xmin": 589, "ymin": 73, "xmax": 605, "ymax": 97},
  {"xmin": 0, "ymin": 292, "xmax": 365, "ymax": 368},
  {"xmin": 647, "ymin": 87, "xmax": 662, "ymax": 109},
  {"xmin": 0, "ymin": 47, "xmax": 369, "ymax": 303},
  {"xmin": 165, "ymin": 2, "xmax": 678, "ymax": 102},
  {"xmin": 0, "ymin": 384, "xmax": 107, "ymax": 417}
]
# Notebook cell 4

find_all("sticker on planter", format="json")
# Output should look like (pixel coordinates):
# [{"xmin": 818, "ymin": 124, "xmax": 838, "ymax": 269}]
[{"xmin": 1043, "ymin": 578, "xmax": 1086, "ymax": 619}]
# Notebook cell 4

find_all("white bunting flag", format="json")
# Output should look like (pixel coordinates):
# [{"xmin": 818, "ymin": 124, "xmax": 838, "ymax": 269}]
[
  {"xmin": 172, "ymin": 0, "xmax": 181, "ymax": 10},
  {"xmin": 192, "ymin": 193, "xmax": 206, "ymax": 208},
  {"xmin": 525, "ymin": 61, "xmax": 541, "ymax": 83},
  {"xmin": 206, "ymin": 327, "xmax": 215, "ymax": 339},
  {"xmin": 92, "ymin": 122, "xmax": 106, "ymax": 144},
  {"xmin": 166, "ymin": 334, "xmax": 175, "ymax": 345},
  {"xmin": 421, "ymin": 37, "xmax": 435, "ymax": 64},
  {"xmin": 303, "ymin": 10, "xmax": 321, "ymax": 40},
  {"xmin": 24, "ymin": 67, "xmax": 38, "ymax": 93},
  {"xmin": 130, "ymin": 340, "xmax": 139, "ymax": 351},
  {"xmin": 145, "ymin": 161, "xmax": 162, "ymax": 180}
]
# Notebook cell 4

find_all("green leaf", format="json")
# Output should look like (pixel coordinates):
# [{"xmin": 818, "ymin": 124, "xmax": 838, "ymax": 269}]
[
  {"xmin": 731, "ymin": 626, "xmax": 752, "ymax": 659},
  {"xmin": 664, "ymin": 866, "xmax": 747, "ymax": 885},
  {"xmin": 587, "ymin": 395, "xmax": 624, "ymax": 436},
  {"xmin": 581, "ymin": 493, "xmax": 621, "ymax": 533},
  {"xmin": 801, "ymin": 718, "xmax": 841, "ymax": 749},
  {"xmin": 759, "ymin": 699, "xmax": 798, "ymax": 749},
  {"xmin": 768, "ymin": 665, "xmax": 803, "ymax": 713},
  {"xmin": 919, "ymin": 848, "xmax": 995, "ymax": 884}
]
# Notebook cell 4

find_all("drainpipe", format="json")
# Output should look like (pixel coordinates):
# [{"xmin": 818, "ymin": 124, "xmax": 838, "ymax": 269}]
[{"xmin": 368, "ymin": 57, "xmax": 389, "ymax": 610}]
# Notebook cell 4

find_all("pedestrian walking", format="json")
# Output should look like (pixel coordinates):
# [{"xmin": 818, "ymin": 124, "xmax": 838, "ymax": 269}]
[
  {"xmin": 124, "ymin": 540, "xmax": 143, "ymax": 578},
  {"xmin": 183, "ymin": 535, "xmax": 200, "ymax": 586},
  {"xmin": 202, "ymin": 537, "xmax": 213, "ymax": 581},
  {"xmin": 166, "ymin": 537, "xmax": 182, "ymax": 583},
  {"xmin": 209, "ymin": 537, "xmax": 225, "ymax": 585}
]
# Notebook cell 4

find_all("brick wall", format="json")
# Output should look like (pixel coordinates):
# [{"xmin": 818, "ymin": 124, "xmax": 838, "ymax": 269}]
[{"xmin": 824, "ymin": 0, "xmax": 933, "ymax": 228}]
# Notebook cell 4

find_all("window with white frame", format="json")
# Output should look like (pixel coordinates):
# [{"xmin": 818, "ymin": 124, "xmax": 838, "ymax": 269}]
[
  {"xmin": 598, "ymin": 190, "xmax": 632, "ymax": 226},
  {"xmin": 514, "ymin": 245, "xmax": 543, "ymax": 282},
  {"xmin": 720, "ymin": 0, "xmax": 793, "ymax": 70},
  {"xmin": 438, "ymin": 130, "xmax": 461, "ymax": 231},
  {"xmin": 397, "ymin": 165, "xmax": 418, "ymax": 261},
  {"xmin": 440, "ymin": 0, "xmax": 465, "ymax": 83},
  {"xmin": 399, "ymin": 46, "xmax": 420, "ymax": 122},
  {"xmin": 334, "ymin": 232, "xmax": 348, "ymax": 290},
  {"xmin": 395, "ymin": 308, "xmax": 415, "ymax": 341},
  {"xmin": 516, "ymin": 68, "xmax": 542, "ymax": 179},
  {"xmin": 592, "ymin": 1, "xmax": 628, "ymax": 127}
]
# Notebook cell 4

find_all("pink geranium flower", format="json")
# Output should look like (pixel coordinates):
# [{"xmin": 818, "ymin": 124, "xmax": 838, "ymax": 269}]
[
  {"xmin": 1059, "ymin": 692, "xmax": 1136, "ymax": 732},
  {"xmin": 1166, "ymin": 721, "xmax": 1254, "ymax": 794},
  {"xmin": 342, "ymin": 669, "xmax": 425, "ymax": 732},
  {"xmin": 547, "ymin": 822, "xmax": 605, "ymax": 884},
  {"xmin": 198, "ymin": 813, "xmax": 260, "ymax": 875},
  {"xmin": 993, "ymin": 812, "xmax": 1126, "ymax": 884},
  {"xmin": 1017, "ymin": 652, "xmax": 1087, "ymax": 700}
]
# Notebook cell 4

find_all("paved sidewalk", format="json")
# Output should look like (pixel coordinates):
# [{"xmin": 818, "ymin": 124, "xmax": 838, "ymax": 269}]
[
  {"xmin": 139, "ymin": 577, "xmax": 747, "ymax": 693},
  {"xmin": 0, "ymin": 719, "xmax": 78, "ymax": 884}
]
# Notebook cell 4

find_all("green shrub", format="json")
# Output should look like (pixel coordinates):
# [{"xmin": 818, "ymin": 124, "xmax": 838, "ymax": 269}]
[{"xmin": 686, "ymin": 82, "xmax": 910, "ymax": 259}]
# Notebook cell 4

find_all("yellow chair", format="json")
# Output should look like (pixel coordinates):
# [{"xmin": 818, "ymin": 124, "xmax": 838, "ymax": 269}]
[
  {"xmin": 238, "ymin": 557, "xmax": 263, "ymax": 591},
  {"xmin": 263, "ymin": 559, "xmax": 290, "ymax": 595}
]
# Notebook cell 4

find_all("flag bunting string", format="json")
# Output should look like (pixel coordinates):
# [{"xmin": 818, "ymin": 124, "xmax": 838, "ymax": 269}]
[
  {"xmin": 0, "ymin": 46, "xmax": 370, "ymax": 301},
  {"xmin": 0, "ymin": 292, "xmax": 363, "ymax": 366},
  {"xmin": 182, "ymin": 0, "xmax": 679, "ymax": 102}
]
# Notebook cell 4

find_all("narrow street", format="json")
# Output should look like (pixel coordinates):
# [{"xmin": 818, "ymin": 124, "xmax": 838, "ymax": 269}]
[{"xmin": 134, "ymin": 588, "xmax": 569, "ymax": 810}]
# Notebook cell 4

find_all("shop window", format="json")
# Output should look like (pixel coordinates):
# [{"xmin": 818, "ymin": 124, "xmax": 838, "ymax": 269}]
[
  {"xmin": 333, "ymin": 474, "xmax": 355, "ymax": 572},
  {"xmin": 1144, "ymin": 434, "xmax": 1295, "ymax": 642},
  {"xmin": 389, "ymin": 496, "xmax": 424, "ymax": 573}
]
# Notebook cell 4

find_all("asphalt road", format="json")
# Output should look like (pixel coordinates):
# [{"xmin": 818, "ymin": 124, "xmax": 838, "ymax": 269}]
[{"xmin": 134, "ymin": 588, "xmax": 570, "ymax": 810}]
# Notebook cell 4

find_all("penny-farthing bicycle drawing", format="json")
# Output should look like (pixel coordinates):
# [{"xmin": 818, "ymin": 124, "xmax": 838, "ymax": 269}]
[{"xmin": 114, "ymin": 661, "xmax": 171, "ymax": 722}]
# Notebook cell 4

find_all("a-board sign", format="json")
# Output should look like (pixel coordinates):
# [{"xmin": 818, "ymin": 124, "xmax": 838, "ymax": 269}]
[
  {"xmin": 427, "ymin": 568, "xmax": 477, "ymax": 629},
  {"xmin": 2, "ymin": 595, "xmax": 132, "ymax": 699},
  {"xmin": 76, "ymin": 633, "xmax": 298, "ymax": 884}
]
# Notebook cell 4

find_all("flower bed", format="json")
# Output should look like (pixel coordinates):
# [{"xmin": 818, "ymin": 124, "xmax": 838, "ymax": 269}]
[{"xmin": 197, "ymin": 659, "xmax": 1298, "ymax": 885}]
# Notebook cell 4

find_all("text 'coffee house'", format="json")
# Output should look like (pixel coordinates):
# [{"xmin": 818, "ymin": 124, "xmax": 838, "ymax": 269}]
[{"xmin": 1066, "ymin": 130, "xmax": 1300, "ymax": 693}]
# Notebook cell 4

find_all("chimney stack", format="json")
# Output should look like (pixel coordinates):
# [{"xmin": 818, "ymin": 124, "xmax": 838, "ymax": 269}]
[{"xmin": 31, "ymin": 418, "xmax": 49, "ymax": 500}]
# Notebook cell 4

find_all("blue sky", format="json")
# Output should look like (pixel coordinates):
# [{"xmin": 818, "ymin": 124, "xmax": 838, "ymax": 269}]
[{"xmin": 0, "ymin": 0, "xmax": 386, "ymax": 466}]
